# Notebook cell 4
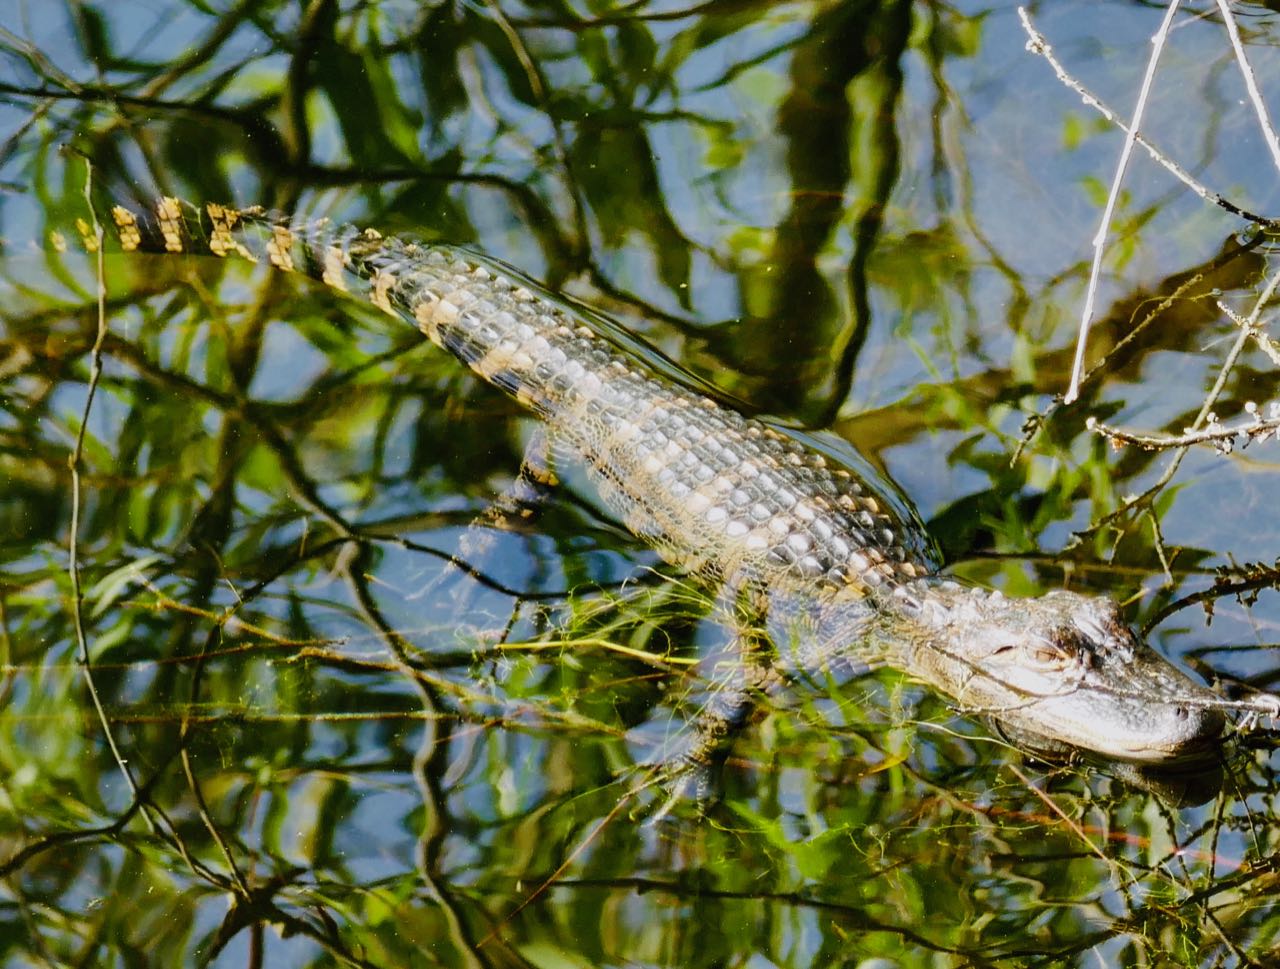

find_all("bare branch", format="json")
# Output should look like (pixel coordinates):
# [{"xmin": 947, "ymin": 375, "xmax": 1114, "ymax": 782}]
[
  {"xmin": 67, "ymin": 160, "xmax": 147, "ymax": 811},
  {"xmin": 1217, "ymin": 298, "xmax": 1280, "ymax": 366},
  {"xmin": 1215, "ymin": 0, "xmax": 1280, "ymax": 175},
  {"xmin": 1021, "ymin": 2, "xmax": 1185, "ymax": 404},
  {"xmin": 1087, "ymin": 405, "xmax": 1280, "ymax": 454},
  {"xmin": 1016, "ymin": 8, "xmax": 1279, "ymax": 231}
]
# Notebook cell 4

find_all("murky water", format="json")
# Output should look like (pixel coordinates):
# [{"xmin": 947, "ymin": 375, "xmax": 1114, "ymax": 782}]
[{"xmin": 1, "ymin": 1, "xmax": 1278, "ymax": 966}]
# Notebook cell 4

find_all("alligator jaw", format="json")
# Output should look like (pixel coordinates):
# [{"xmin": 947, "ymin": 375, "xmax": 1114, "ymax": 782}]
[
  {"xmin": 967, "ymin": 633, "xmax": 1226, "ymax": 763},
  {"xmin": 896, "ymin": 583, "xmax": 1228, "ymax": 764}
]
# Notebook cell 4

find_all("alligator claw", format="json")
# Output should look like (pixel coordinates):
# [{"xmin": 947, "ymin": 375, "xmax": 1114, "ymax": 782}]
[{"xmin": 627, "ymin": 749, "xmax": 727, "ymax": 826}]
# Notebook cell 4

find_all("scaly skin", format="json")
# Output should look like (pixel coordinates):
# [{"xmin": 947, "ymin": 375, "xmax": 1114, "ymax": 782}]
[{"xmin": 84, "ymin": 198, "xmax": 1243, "ymax": 766}]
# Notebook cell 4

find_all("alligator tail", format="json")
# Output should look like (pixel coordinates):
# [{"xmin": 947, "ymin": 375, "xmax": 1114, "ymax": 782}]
[{"xmin": 71, "ymin": 197, "xmax": 614, "ymax": 419}]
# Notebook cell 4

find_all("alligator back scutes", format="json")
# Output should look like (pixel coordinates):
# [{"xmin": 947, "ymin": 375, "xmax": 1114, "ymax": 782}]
[{"xmin": 82, "ymin": 198, "xmax": 932, "ymax": 594}]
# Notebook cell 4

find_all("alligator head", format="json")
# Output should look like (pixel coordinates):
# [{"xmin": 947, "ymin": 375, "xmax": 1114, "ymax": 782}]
[{"xmin": 891, "ymin": 582, "xmax": 1226, "ymax": 763}]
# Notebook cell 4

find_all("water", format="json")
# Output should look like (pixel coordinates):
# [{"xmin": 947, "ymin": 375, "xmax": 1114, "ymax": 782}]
[{"xmin": 0, "ymin": 1, "xmax": 1278, "ymax": 965}]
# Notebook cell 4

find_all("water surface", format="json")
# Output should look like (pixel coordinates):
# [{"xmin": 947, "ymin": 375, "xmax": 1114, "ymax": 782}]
[{"xmin": 1, "ymin": 1, "xmax": 1278, "ymax": 965}]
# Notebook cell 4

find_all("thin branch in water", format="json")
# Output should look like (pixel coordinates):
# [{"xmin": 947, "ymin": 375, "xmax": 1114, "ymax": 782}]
[
  {"xmin": 1017, "ymin": 4, "xmax": 1280, "ymax": 417},
  {"xmin": 1086, "ymin": 406, "xmax": 1280, "ymax": 453},
  {"xmin": 1074, "ymin": 263, "xmax": 1280, "ymax": 540},
  {"xmin": 1187, "ymin": 263, "xmax": 1280, "ymax": 432},
  {"xmin": 1215, "ymin": 0, "xmax": 1280, "ymax": 175},
  {"xmin": 1217, "ymin": 297, "xmax": 1280, "ymax": 366},
  {"xmin": 482, "ymin": 0, "xmax": 591, "ymax": 255},
  {"xmin": 1148, "ymin": 557, "xmax": 1280, "ymax": 631},
  {"xmin": 1023, "ymin": 0, "xmax": 1185, "ymax": 404},
  {"xmin": 66, "ymin": 159, "xmax": 148, "ymax": 812},
  {"xmin": 57, "ymin": 162, "xmax": 253, "ymax": 890},
  {"xmin": 1007, "ymin": 763, "xmax": 1115, "ymax": 872},
  {"xmin": 179, "ymin": 621, "xmax": 251, "ymax": 899},
  {"xmin": 1017, "ymin": 11, "xmax": 1280, "ymax": 231},
  {"xmin": 1018, "ymin": 230, "xmax": 1268, "ymax": 457}
]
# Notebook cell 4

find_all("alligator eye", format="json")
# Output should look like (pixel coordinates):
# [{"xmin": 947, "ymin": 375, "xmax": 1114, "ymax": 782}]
[{"xmin": 1029, "ymin": 646, "xmax": 1069, "ymax": 668}]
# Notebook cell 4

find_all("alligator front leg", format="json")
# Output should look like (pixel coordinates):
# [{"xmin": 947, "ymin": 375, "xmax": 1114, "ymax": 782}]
[
  {"xmin": 414, "ymin": 427, "xmax": 561, "ymax": 640},
  {"xmin": 460, "ymin": 427, "xmax": 559, "ymax": 551},
  {"xmin": 664, "ymin": 623, "xmax": 783, "ymax": 801},
  {"xmin": 646, "ymin": 587, "xmax": 881, "ymax": 817}
]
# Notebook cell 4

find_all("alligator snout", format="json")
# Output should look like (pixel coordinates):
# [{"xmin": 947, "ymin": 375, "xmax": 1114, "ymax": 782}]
[
  {"xmin": 907, "ymin": 584, "xmax": 1231, "ymax": 764},
  {"xmin": 1113, "ymin": 699, "xmax": 1225, "ymax": 761}
]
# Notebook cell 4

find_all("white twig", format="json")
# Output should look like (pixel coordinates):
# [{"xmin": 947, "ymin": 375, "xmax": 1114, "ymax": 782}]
[
  {"xmin": 1216, "ymin": 0, "xmax": 1280, "ymax": 175},
  {"xmin": 1019, "ymin": 10, "xmax": 1279, "ymax": 230},
  {"xmin": 1217, "ymin": 299, "xmax": 1280, "ymax": 366},
  {"xmin": 1054, "ymin": 0, "xmax": 1184, "ymax": 404},
  {"xmin": 69, "ymin": 161, "xmax": 149, "ymax": 814},
  {"xmin": 1081, "ymin": 265, "xmax": 1280, "ymax": 540},
  {"xmin": 1087, "ymin": 407, "xmax": 1280, "ymax": 453}
]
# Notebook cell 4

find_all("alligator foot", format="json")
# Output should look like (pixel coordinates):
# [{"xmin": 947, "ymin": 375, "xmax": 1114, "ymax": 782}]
[
  {"xmin": 641, "ymin": 751, "xmax": 725, "ymax": 825},
  {"xmin": 635, "ymin": 617, "xmax": 786, "ymax": 822},
  {"xmin": 409, "ymin": 428, "xmax": 560, "ymax": 638},
  {"xmin": 460, "ymin": 427, "xmax": 559, "ymax": 545}
]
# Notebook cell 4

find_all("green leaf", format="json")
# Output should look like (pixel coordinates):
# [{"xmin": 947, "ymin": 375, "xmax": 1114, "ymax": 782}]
[{"xmin": 88, "ymin": 555, "xmax": 161, "ymax": 619}]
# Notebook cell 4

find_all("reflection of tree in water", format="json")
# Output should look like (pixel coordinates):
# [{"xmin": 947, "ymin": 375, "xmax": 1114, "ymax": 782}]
[{"xmin": 0, "ymin": 1, "xmax": 1277, "ymax": 966}]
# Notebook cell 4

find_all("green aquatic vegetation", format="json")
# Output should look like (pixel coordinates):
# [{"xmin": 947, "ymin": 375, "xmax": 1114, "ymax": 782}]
[{"xmin": 0, "ymin": 1, "xmax": 1278, "ymax": 967}]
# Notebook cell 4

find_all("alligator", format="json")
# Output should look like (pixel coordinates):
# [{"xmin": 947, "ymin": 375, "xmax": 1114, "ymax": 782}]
[{"xmin": 72, "ymin": 198, "xmax": 1276, "ymax": 782}]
